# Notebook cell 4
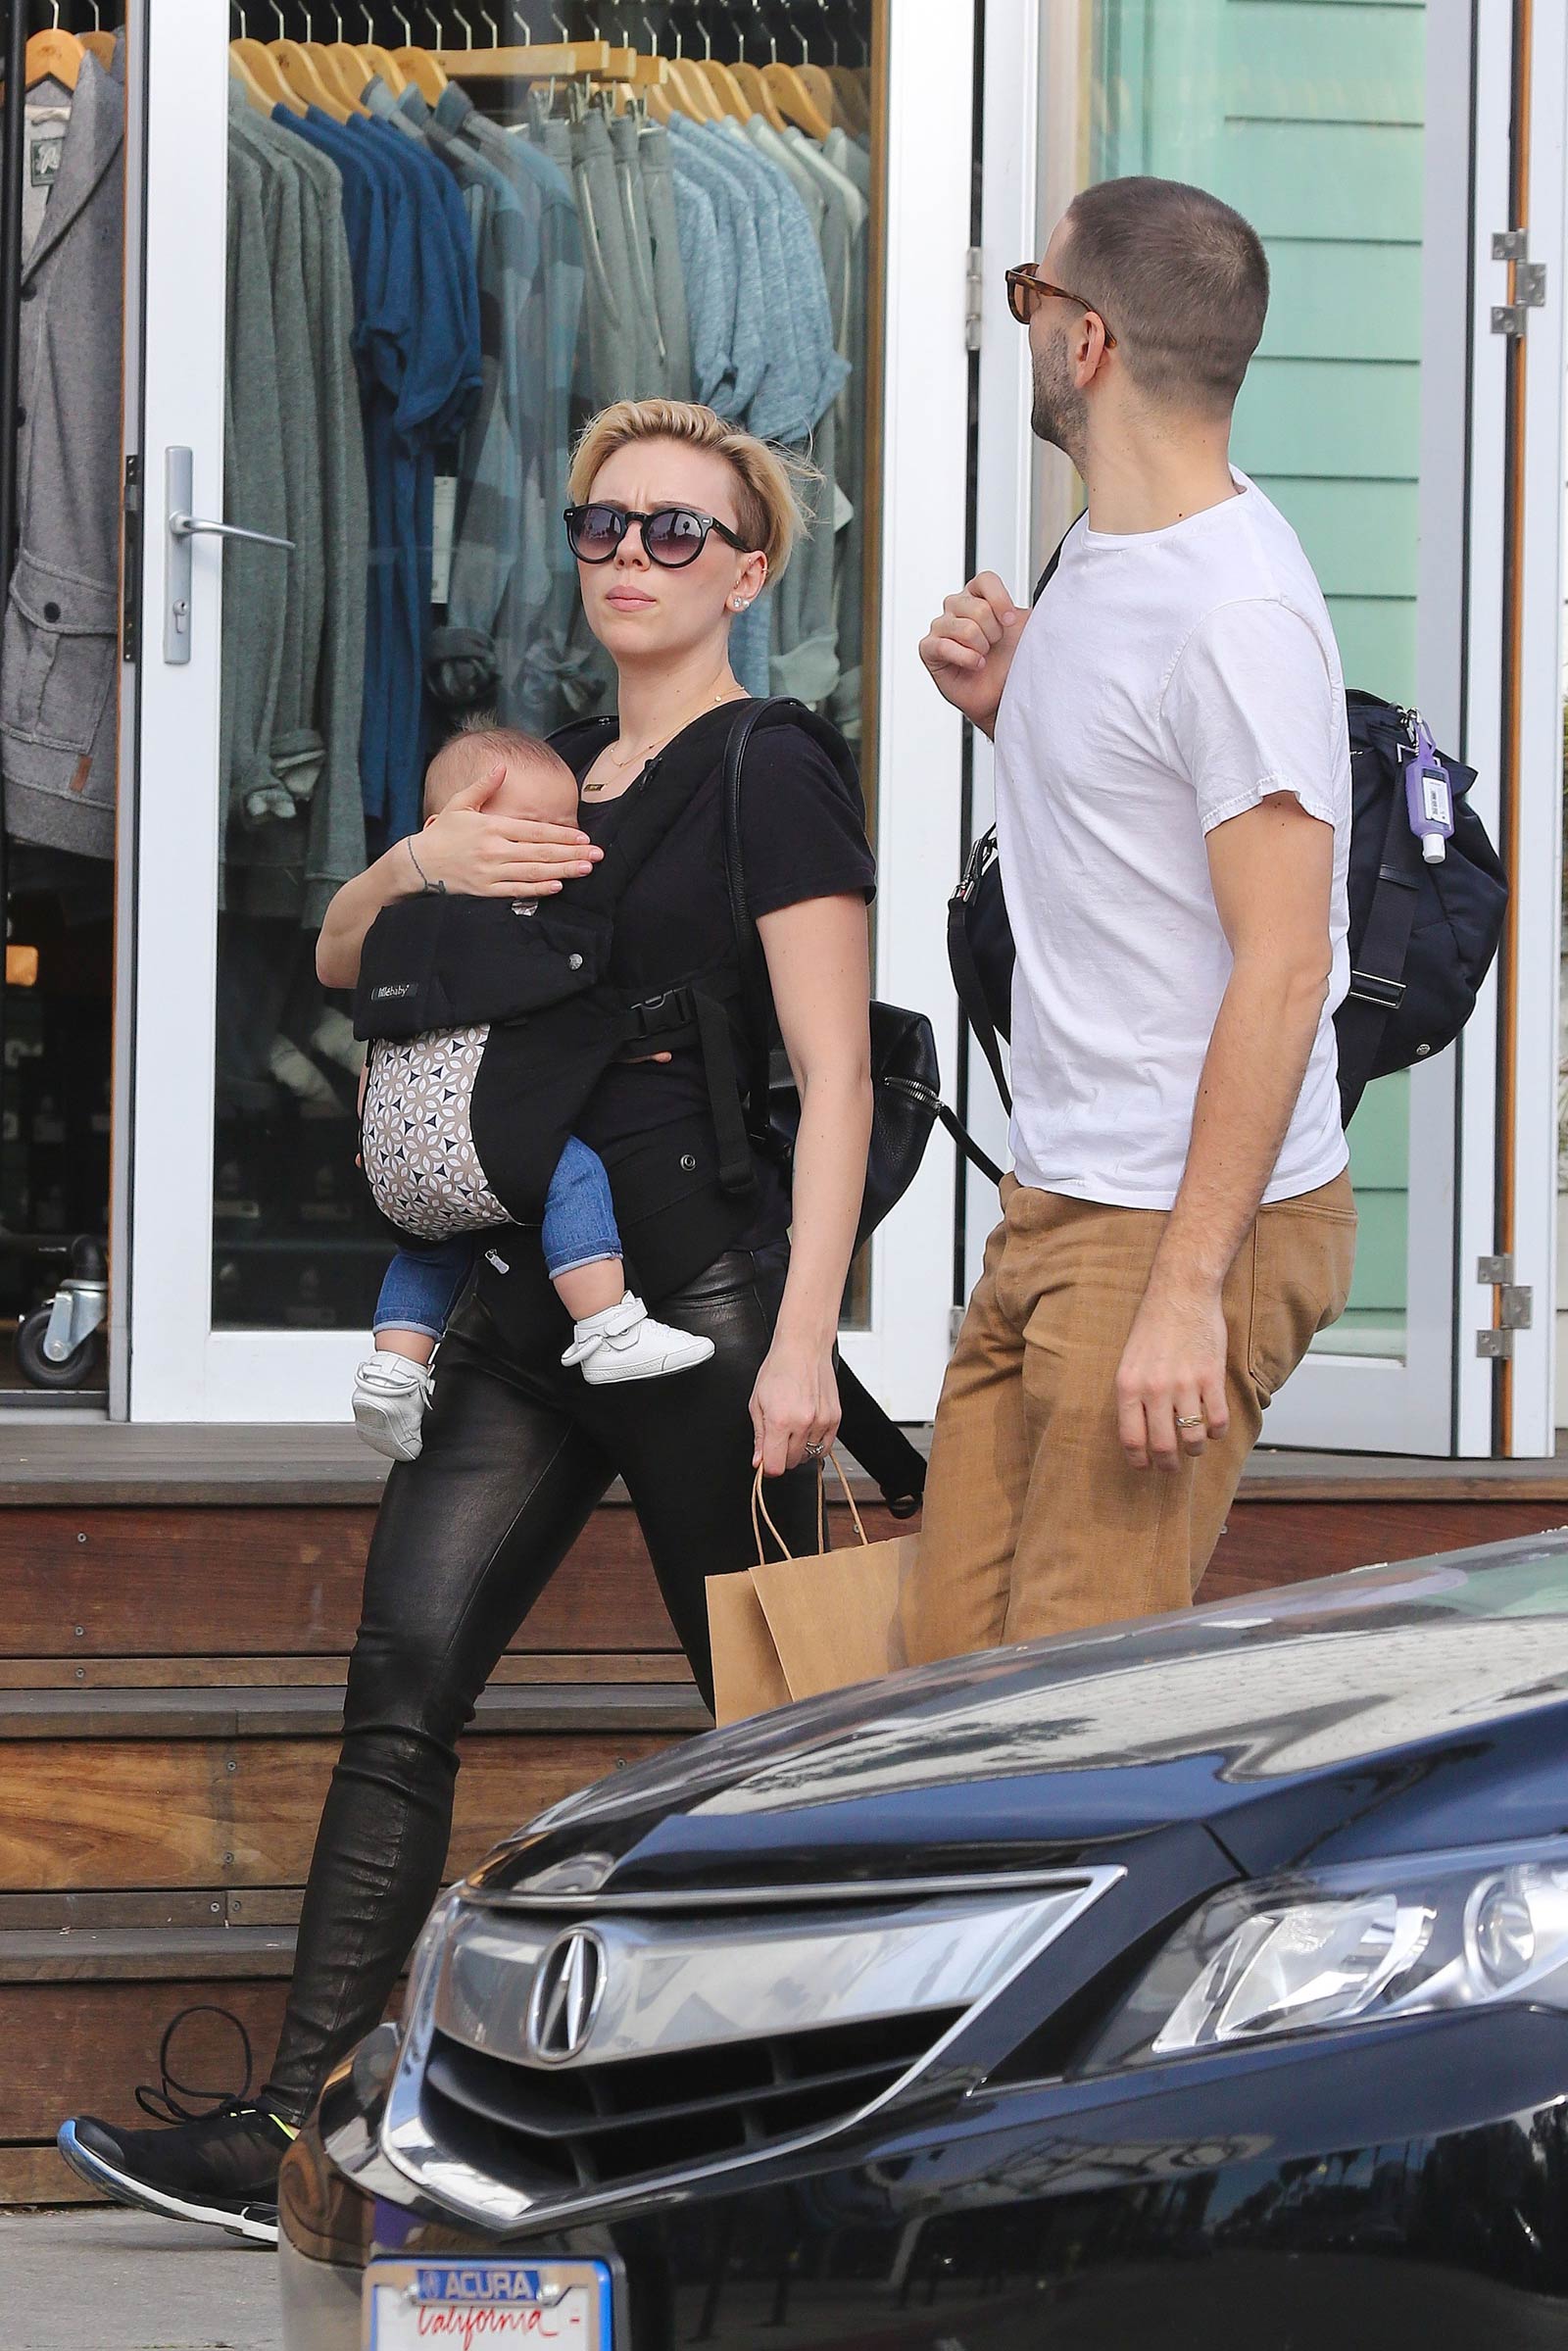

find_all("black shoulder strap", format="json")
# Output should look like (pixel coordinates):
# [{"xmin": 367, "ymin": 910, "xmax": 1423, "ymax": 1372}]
[
  {"xmin": 949, "ymin": 829, "xmax": 1011, "ymax": 1115},
  {"xmin": 720, "ymin": 696, "xmax": 816, "ymax": 1145},
  {"xmin": 1334, "ymin": 751, "xmax": 1424, "ymax": 1123},
  {"xmin": 1031, "ymin": 519, "xmax": 1075, "ymax": 607},
  {"xmin": 939, "ymin": 520, "xmax": 1069, "ymax": 1101}
]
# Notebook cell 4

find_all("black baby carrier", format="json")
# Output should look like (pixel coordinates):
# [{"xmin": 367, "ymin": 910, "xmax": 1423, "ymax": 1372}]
[
  {"xmin": 354, "ymin": 745, "xmax": 756, "ymax": 1240},
  {"xmin": 947, "ymin": 537, "xmax": 1509, "ymax": 1150}
]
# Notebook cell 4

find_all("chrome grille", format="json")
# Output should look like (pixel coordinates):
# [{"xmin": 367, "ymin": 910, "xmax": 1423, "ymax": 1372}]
[
  {"xmin": 381, "ymin": 1870, "xmax": 1122, "ymax": 2231},
  {"xmin": 422, "ymin": 2005, "xmax": 959, "ymax": 2194}
]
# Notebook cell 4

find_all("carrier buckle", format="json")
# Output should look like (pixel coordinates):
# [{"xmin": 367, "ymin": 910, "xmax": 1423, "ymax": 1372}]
[
  {"xmin": 629, "ymin": 988, "xmax": 692, "ymax": 1039},
  {"xmin": 1348, "ymin": 970, "xmax": 1406, "ymax": 1011}
]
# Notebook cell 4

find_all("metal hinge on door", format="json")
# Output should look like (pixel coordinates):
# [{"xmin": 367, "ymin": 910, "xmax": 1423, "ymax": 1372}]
[
  {"xmin": 1476, "ymin": 1253, "xmax": 1533, "ymax": 1357},
  {"xmin": 1491, "ymin": 229, "xmax": 1546, "ymax": 336},
  {"xmin": 964, "ymin": 246, "xmax": 984, "ymax": 352}
]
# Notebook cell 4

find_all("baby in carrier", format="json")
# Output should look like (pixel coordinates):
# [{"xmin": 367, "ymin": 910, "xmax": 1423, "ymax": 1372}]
[{"xmin": 351, "ymin": 727, "xmax": 714, "ymax": 1462}]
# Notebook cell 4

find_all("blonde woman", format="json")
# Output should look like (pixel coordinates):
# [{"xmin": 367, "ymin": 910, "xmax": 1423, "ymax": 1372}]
[{"xmin": 61, "ymin": 402, "xmax": 875, "ymax": 2238}]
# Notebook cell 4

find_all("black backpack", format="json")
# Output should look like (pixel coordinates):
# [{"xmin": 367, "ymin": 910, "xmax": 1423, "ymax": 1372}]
[{"xmin": 949, "ymin": 543, "xmax": 1508, "ymax": 1140}]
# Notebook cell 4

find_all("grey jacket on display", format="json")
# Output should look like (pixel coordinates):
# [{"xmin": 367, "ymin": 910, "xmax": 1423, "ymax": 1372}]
[{"xmin": 1, "ymin": 51, "xmax": 124, "ymax": 861}]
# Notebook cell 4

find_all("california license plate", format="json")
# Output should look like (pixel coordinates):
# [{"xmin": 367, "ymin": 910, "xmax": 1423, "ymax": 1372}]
[{"xmin": 363, "ymin": 2256, "xmax": 612, "ymax": 2350}]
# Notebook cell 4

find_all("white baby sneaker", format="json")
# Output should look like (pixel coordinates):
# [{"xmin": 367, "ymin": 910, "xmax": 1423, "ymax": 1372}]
[
  {"xmin": 352, "ymin": 1355, "xmax": 434, "ymax": 1461},
  {"xmin": 562, "ymin": 1293, "xmax": 715, "ymax": 1386}
]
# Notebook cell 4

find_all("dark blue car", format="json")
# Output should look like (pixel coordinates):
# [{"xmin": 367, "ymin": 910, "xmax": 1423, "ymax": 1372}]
[{"xmin": 281, "ymin": 1531, "xmax": 1568, "ymax": 2350}]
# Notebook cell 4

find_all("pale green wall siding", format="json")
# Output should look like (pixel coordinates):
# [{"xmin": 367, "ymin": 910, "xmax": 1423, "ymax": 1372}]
[{"xmin": 1091, "ymin": 0, "xmax": 1422, "ymax": 1343}]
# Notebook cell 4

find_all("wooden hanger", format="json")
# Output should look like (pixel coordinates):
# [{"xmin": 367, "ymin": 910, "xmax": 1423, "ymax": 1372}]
[
  {"xmin": 646, "ymin": 80, "xmax": 674, "ymax": 124},
  {"xmin": 305, "ymin": 42, "xmax": 369, "ymax": 114},
  {"xmin": 391, "ymin": 46, "xmax": 448, "ymax": 102},
  {"xmin": 430, "ymin": 41, "xmax": 609, "ymax": 81},
  {"xmin": 324, "ymin": 41, "xmax": 378, "ymax": 105},
  {"xmin": 356, "ymin": 42, "xmax": 407, "ymax": 94},
  {"xmin": 81, "ymin": 30, "xmax": 118, "ymax": 72},
  {"xmin": 702, "ymin": 60, "xmax": 753, "ymax": 121},
  {"xmin": 761, "ymin": 60, "xmax": 831, "ymax": 141},
  {"xmin": 798, "ymin": 63, "xmax": 836, "ymax": 123},
  {"xmin": 270, "ymin": 38, "xmax": 351, "ymax": 121},
  {"xmin": 730, "ymin": 59, "xmax": 785, "ymax": 131},
  {"xmin": 229, "ymin": 47, "xmax": 272, "ymax": 111},
  {"xmin": 826, "ymin": 63, "xmax": 869, "ymax": 134},
  {"xmin": 231, "ymin": 36, "xmax": 304, "ymax": 113},
  {"xmin": 668, "ymin": 57, "xmax": 723, "ymax": 122},
  {"xmin": 24, "ymin": 28, "xmax": 85, "ymax": 91}
]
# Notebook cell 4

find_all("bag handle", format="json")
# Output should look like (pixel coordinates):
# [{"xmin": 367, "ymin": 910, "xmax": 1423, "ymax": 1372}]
[{"xmin": 751, "ymin": 1453, "xmax": 869, "ymax": 1565}]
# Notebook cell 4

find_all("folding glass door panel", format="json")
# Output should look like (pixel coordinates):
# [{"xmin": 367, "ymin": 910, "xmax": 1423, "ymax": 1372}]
[{"xmin": 129, "ymin": 0, "xmax": 966, "ymax": 1421}]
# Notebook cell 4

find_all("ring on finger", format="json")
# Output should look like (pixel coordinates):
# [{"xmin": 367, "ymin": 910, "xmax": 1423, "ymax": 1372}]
[
  {"xmin": 803, "ymin": 1440, "xmax": 825, "ymax": 1460},
  {"xmin": 1174, "ymin": 1413, "xmax": 1205, "ymax": 1431}
]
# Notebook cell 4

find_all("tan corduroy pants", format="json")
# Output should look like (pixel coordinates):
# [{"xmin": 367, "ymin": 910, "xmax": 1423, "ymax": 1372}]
[{"xmin": 902, "ymin": 1170, "xmax": 1356, "ymax": 1661}]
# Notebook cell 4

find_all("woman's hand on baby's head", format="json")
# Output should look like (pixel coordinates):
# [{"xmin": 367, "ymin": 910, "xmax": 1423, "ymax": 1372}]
[{"xmin": 416, "ymin": 773, "xmax": 602, "ymax": 898}]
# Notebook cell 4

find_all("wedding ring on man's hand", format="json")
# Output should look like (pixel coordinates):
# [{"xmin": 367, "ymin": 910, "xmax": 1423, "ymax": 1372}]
[{"xmin": 1174, "ymin": 1414, "xmax": 1205, "ymax": 1430}]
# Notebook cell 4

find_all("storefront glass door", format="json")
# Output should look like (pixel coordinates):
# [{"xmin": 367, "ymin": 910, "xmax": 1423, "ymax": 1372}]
[
  {"xmin": 972, "ymin": 0, "xmax": 1559, "ymax": 1454},
  {"xmin": 128, "ymin": 1, "xmax": 970, "ymax": 1423}
]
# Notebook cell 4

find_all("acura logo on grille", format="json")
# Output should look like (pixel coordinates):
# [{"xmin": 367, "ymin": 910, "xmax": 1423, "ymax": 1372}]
[{"xmin": 526, "ymin": 1928, "xmax": 607, "ymax": 2064}]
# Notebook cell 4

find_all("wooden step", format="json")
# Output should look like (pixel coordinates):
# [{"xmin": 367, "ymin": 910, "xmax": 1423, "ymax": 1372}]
[
  {"xmin": 0, "ymin": 1497, "xmax": 899, "ymax": 1660},
  {"xmin": 0, "ymin": 1682, "xmax": 693, "ymax": 1895},
  {"xmin": 0, "ymin": 1925, "xmax": 305, "ymax": 2208},
  {"xmin": 1203, "ymin": 1492, "xmax": 1568, "ymax": 1601},
  {"xmin": 0, "ymin": 1683, "xmax": 707, "ymax": 1740}
]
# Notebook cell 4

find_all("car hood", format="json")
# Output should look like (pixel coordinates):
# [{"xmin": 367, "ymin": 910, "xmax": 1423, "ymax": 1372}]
[{"xmin": 470, "ymin": 1533, "xmax": 1568, "ymax": 1899}]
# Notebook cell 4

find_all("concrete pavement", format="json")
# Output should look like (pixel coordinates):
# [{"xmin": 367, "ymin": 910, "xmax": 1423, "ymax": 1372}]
[{"xmin": 1, "ymin": 2209, "xmax": 281, "ymax": 2351}]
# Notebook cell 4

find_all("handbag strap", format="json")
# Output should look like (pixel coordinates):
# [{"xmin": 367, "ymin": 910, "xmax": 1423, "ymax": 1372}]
[{"xmin": 752, "ymin": 1453, "xmax": 869, "ymax": 1565}]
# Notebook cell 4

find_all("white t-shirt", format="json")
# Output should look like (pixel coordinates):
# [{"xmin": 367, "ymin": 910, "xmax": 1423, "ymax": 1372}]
[{"xmin": 994, "ymin": 473, "xmax": 1351, "ymax": 1210}]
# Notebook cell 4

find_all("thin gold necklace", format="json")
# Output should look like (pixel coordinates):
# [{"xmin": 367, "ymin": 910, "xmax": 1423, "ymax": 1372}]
[{"xmin": 581, "ymin": 688, "xmax": 741, "ymax": 793}]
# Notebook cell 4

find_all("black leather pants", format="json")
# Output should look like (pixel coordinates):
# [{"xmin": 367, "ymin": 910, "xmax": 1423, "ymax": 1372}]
[{"xmin": 265, "ymin": 1240, "xmax": 817, "ymax": 2120}]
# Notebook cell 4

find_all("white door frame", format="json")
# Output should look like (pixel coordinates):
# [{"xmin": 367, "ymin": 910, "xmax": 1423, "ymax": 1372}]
[
  {"xmin": 837, "ymin": 0, "xmax": 975, "ymax": 1422},
  {"xmin": 1471, "ymin": 0, "xmax": 1568, "ymax": 1458},
  {"xmin": 968, "ymin": 0, "xmax": 1544, "ymax": 1458},
  {"xmin": 126, "ymin": 0, "xmax": 974, "ymax": 1422}
]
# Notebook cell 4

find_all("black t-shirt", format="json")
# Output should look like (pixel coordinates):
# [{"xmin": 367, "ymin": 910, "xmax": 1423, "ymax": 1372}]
[{"xmin": 562, "ymin": 700, "xmax": 876, "ymax": 1250}]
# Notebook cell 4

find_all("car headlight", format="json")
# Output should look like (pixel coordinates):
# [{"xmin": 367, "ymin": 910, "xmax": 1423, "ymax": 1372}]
[{"xmin": 1081, "ymin": 1840, "xmax": 1568, "ymax": 2073}]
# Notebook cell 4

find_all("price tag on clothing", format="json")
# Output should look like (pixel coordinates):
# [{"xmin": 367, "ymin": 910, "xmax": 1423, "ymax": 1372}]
[{"xmin": 430, "ymin": 474, "xmax": 458, "ymax": 606}]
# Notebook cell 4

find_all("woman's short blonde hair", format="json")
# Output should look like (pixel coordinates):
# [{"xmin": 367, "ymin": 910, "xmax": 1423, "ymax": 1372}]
[{"xmin": 567, "ymin": 399, "xmax": 813, "ymax": 583}]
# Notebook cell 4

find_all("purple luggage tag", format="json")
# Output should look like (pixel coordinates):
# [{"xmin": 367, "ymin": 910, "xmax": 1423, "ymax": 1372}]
[{"xmin": 1401, "ymin": 711, "xmax": 1453, "ymax": 864}]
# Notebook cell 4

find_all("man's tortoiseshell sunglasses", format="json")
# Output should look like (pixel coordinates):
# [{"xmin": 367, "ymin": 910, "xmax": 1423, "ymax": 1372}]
[{"xmin": 1004, "ymin": 265, "xmax": 1118, "ymax": 347}]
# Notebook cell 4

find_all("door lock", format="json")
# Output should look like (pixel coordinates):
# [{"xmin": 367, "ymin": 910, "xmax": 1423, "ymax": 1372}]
[{"xmin": 163, "ymin": 446, "xmax": 293, "ymax": 664}]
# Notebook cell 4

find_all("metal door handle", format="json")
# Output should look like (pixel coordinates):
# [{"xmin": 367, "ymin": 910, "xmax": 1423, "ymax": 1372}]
[
  {"xmin": 170, "ymin": 510, "xmax": 294, "ymax": 551},
  {"xmin": 162, "ymin": 445, "xmax": 293, "ymax": 664}
]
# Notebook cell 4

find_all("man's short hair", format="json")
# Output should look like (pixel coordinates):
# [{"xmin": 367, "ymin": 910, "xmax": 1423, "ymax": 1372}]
[{"xmin": 1061, "ymin": 176, "xmax": 1269, "ymax": 416}]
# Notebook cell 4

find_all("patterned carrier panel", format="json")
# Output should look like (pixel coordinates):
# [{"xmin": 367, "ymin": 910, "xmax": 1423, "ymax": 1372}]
[{"xmin": 361, "ymin": 1026, "xmax": 511, "ymax": 1240}]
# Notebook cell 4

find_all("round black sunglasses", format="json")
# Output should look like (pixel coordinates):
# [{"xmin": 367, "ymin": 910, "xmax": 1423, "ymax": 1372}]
[{"xmin": 564, "ymin": 502, "xmax": 754, "ymax": 569}]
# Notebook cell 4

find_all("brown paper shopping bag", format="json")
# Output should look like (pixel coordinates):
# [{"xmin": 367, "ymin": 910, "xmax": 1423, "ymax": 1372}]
[{"xmin": 707, "ymin": 1457, "xmax": 918, "ymax": 1726}]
